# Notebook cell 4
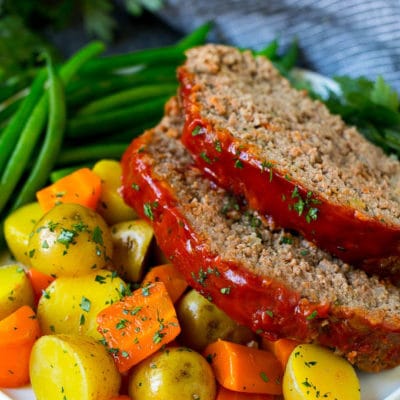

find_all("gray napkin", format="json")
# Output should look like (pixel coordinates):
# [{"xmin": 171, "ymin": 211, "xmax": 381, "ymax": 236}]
[{"xmin": 158, "ymin": 0, "xmax": 400, "ymax": 92}]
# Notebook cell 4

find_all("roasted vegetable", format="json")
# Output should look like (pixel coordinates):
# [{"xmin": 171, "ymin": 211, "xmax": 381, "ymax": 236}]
[
  {"xmin": 283, "ymin": 343, "xmax": 360, "ymax": 400},
  {"xmin": 0, "ymin": 264, "xmax": 34, "ymax": 319},
  {"xmin": 28, "ymin": 203, "xmax": 113, "ymax": 277},
  {"xmin": 30, "ymin": 334, "xmax": 121, "ymax": 400},
  {"xmin": 37, "ymin": 269, "xmax": 127, "ymax": 339},
  {"xmin": 128, "ymin": 347, "xmax": 216, "ymax": 400}
]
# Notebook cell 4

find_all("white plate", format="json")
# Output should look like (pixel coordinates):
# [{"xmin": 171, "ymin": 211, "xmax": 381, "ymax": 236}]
[{"xmin": 1, "ymin": 70, "xmax": 400, "ymax": 400}]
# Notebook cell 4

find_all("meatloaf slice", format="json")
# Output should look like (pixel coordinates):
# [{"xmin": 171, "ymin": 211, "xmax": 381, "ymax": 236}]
[
  {"xmin": 121, "ymin": 97, "xmax": 400, "ymax": 372},
  {"xmin": 177, "ymin": 44, "xmax": 400, "ymax": 280}
]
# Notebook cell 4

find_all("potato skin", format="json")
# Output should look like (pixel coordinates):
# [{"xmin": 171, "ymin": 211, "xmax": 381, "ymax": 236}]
[
  {"xmin": 28, "ymin": 203, "xmax": 113, "ymax": 277},
  {"xmin": 128, "ymin": 347, "xmax": 216, "ymax": 400},
  {"xmin": 0, "ymin": 265, "xmax": 34, "ymax": 320},
  {"xmin": 93, "ymin": 159, "xmax": 137, "ymax": 225},
  {"xmin": 111, "ymin": 219, "xmax": 154, "ymax": 282},
  {"xmin": 283, "ymin": 344, "xmax": 360, "ymax": 400},
  {"xmin": 30, "ymin": 334, "xmax": 120, "ymax": 400},
  {"xmin": 4, "ymin": 202, "xmax": 43, "ymax": 266},
  {"xmin": 37, "ymin": 269, "xmax": 127, "ymax": 339},
  {"xmin": 176, "ymin": 289, "xmax": 254, "ymax": 351}
]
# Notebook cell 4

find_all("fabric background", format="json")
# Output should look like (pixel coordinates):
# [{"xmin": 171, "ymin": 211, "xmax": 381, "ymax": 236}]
[{"xmin": 157, "ymin": 0, "xmax": 400, "ymax": 92}]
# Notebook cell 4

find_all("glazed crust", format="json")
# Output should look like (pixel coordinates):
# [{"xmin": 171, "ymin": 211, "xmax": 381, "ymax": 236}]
[
  {"xmin": 121, "ymin": 99, "xmax": 400, "ymax": 372},
  {"xmin": 178, "ymin": 44, "xmax": 400, "ymax": 281}
]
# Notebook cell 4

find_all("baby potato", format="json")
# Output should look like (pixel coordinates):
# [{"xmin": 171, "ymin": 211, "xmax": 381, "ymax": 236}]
[
  {"xmin": 4, "ymin": 202, "xmax": 43, "ymax": 266},
  {"xmin": 28, "ymin": 203, "xmax": 113, "ymax": 277},
  {"xmin": 176, "ymin": 289, "xmax": 254, "ymax": 351},
  {"xmin": 283, "ymin": 343, "xmax": 360, "ymax": 400},
  {"xmin": 0, "ymin": 265, "xmax": 34, "ymax": 320},
  {"xmin": 93, "ymin": 159, "xmax": 137, "ymax": 225},
  {"xmin": 128, "ymin": 347, "xmax": 216, "ymax": 400},
  {"xmin": 30, "ymin": 334, "xmax": 120, "ymax": 400},
  {"xmin": 37, "ymin": 269, "xmax": 128, "ymax": 340},
  {"xmin": 111, "ymin": 219, "xmax": 154, "ymax": 282}
]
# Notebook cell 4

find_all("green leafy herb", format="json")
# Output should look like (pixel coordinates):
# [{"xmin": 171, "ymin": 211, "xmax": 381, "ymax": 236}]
[{"xmin": 79, "ymin": 296, "xmax": 91, "ymax": 312}]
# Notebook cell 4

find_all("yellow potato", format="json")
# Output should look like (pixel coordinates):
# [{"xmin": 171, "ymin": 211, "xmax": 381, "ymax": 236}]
[
  {"xmin": 176, "ymin": 289, "xmax": 254, "ymax": 351},
  {"xmin": 111, "ymin": 219, "xmax": 154, "ymax": 282},
  {"xmin": 129, "ymin": 347, "xmax": 216, "ymax": 400},
  {"xmin": 4, "ymin": 202, "xmax": 43, "ymax": 266},
  {"xmin": 283, "ymin": 343, "xmax": 360, "ymax": 400},
  {"xmin": 28, "ymin": 203, "xmax": 113, "ymax": 277},
  {"xmin": 0, "ymin": 264, "xmax": 34, "ymax": 320},
  {"xmin": 93, "ymin": 159, "xmax": 137, "ymax": 225},
  {"xmin": 30, "ymin": 334, "xmax": 120, "ymax": 400},
  {"xmin": 37, "ymin": 269, "xmax": 128, "ymax": 339}
]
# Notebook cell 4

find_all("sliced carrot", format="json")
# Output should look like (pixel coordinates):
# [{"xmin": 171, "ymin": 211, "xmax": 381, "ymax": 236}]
[
  {"xmin": 26, "ymin": 268, "xmax": 55, "ymax": 305},
  {"xmin": 204, "ymin": 339, "xmax": 283, "ymax": 395},
  {"xmin": 97, "ymin": 281, "xmax": 181, "ymax": 373},
  {"xmin": 142, "ymin": 264, "xmax": 188, "ymax": 303},
  {"xmin": 0, "ymin": 305, "xmax": 41, "ymax": 387},
  {"xmin": 261, "ymin": 337, "xmax": 300, "ymax": 369},
  {"xmin": 36, "ymin": 167, "xmax": 102, "ymax": 212},
  {"xmin": 217, "ymin": 386, "xmax": 277, "ymax": 400}
]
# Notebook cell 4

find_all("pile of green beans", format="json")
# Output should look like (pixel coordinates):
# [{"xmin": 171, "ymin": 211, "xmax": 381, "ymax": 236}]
[{"xmin": 0, "ymin": 23, "xmax": 211, "ymax": 247}]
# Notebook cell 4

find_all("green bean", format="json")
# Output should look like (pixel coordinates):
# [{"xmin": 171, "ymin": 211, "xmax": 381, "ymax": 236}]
[
  {"xmin": 66, "ymin": 96, "xmax": 168, "ymax": 138},
  {"xmin": 93, "ymin": 119, "xmax": 157, "ymax": 144},
  {"xmin": 77, "ymin": 83, "xmax": 177, "ymax": 116},
  {"xmin": 13, "ymin": 55, "xmax": 66, "ymax": 211},
  {"xmin": 0, "ymin": 71, "xmax": 35, "ymax": 103},
  {"xmin": 80, "ymin": 23, "xmax": 211, "ymax": 75},
  {"xmin": 0, "ymin": 69, "xmax": 47, "ymax": 177},
  {"xmin": 57, "ymin": 143, "xmax": 128, "ymax": 166},
  {"xmin": 0, "ymin": 96, "xmax": 23, "ymax": 126},
  {"xmin": 0, "ymin": 86, "xmax": 48, "ymax": 213},
  {"xmin": 80, "ymin": 46, "xmax": 185, "ymax": 76},
  {"xmin": 66, "ymin": 65, "xmax": 178, "ymax": 107},
  {"xmin": 0, "ymin": 41, "xmax": 105, "ymax": 214}
]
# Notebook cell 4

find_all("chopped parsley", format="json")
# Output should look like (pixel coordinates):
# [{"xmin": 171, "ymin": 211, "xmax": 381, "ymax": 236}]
[
  {"xmin": 143, "ymin": 202, "xmax": 158, "ymax": 221},
  {"xmin": 79, "ymin": 296, "xmax": 91, "ymax": 313},
  {"xmin": 260, "ymin": 371, "xmax": 270, "ymax": 383},
  {"xmin": 92, "ymin": 226, "xmax": 104, "ymax": 245},
  {"xmin": 200, "ymin": 151, "xmax": 212, "ymax": 164},
  {"xmin": 191, "ymin": 125, "xmax": 203, "ymax": 136}
]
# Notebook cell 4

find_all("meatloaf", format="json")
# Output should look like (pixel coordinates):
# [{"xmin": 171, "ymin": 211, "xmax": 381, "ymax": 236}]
[
  {"xmin": 121, "ymin": 97, "xmax": 400, "ymax": 372},
  {"xmin": 177, "ymin": 44, "xmax": 400, "ymax": 280}
]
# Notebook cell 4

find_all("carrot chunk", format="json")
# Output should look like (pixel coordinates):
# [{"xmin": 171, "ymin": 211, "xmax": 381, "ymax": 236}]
[
  {"xmin": 97, "ymin": 281, "xmax": 181, "ymax": 373},
  {"xmin": 0, "ymin": 305, "xmax": 41, "ymax": 387},
  {"xmin": 204, "ymin": 339, "xmax": 283, "ymax": 395},
  {"xmin": 26, "ymin": 268, "xmax": 55, "ymax": 305},
  {"xmin": 36, "ymin": 167, "xmax": 102, "ymax": 212},
  {"xmin": 217, "ymin": 386, "xmax": 277, "ymax": 399},
  {"xmin": 261, "ymin": 337, "xmax": 300, "ymax": 369},
  {"xmin": 142, "ymin": 264, "xmax": 188, "ymax": 303}
]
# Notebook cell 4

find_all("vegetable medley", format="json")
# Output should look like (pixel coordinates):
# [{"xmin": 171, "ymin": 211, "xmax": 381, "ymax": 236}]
[
  {"xmin": 1, "ymin": 21, "xmax": 399, "ymax": 400},
  {"xmin": 1, "ymin": 159, "xmax": 361, "ymax": 400}
]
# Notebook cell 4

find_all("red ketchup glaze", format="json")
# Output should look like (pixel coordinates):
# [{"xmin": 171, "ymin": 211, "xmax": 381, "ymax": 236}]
[
  {"xmin": 121, "ymin": 130, "xmax": 400, "ymax": 372},
  {"xmin": 178, "ymin": 67, "xmax": 400, "ymax": 282}
]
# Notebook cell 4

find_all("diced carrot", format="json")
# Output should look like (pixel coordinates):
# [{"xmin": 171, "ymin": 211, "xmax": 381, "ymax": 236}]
[
  {"xmin": 97, "ymin": 281, "xmax": 181, "ymax": 373},
  {"xmin": 217, "ymin": 386, "xmax": 277, "ymax": 400},
  {"xmin": 261, "ymin": 337, "xmax": 300, "ymax": 369},
  {"xmin": 0, "ymin": 305, "xmax": 41, "ymax": 387},
  {"xmin": 204, "ymin": 339, "xmax": 283, "ymax": 395},
  {"xmin": 142, "ymin": 264, "xmax": 188, "ymax": 303},
  {"xmin": 26, "ymin": 268, "xmax": 55, "ymax": 305},
  {"xmin": 36, "ymin": 167, "xmax": 102, "ymax": 212}
]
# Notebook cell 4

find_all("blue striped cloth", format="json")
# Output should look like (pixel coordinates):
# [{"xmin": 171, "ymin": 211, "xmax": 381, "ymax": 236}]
[{"xmin": 158, "ymin": 0, "xmax": 400, "ymax": 92}]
